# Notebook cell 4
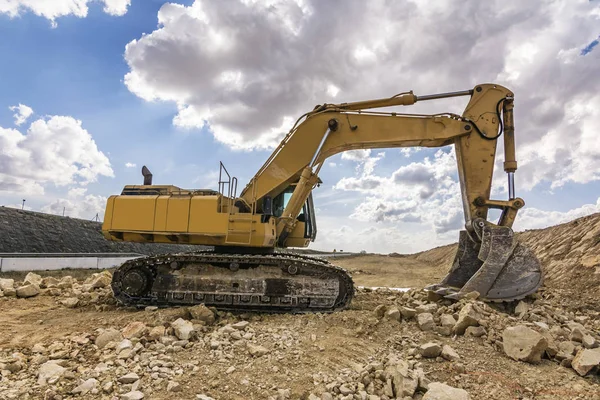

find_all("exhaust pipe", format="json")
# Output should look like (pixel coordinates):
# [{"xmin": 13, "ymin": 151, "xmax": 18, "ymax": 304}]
[{"xmin": 142, "ymin": 166, "xmax": 153, "ymax": 185}]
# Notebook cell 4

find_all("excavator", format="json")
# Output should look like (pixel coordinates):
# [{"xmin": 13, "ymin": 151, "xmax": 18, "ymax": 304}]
[{"xmin": 102, "ymin": 83, "xmax": 543, "ymax": 312}]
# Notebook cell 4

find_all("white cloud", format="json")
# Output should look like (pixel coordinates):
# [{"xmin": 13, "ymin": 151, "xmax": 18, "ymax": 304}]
[
  {"xmin": 122, "ymin": 0, "xmax": 600, "ymax": 195},
  {"xmin": 0, "ymin": 113, "xmax": 114, "ymax": 195},
  {"xmin": 125, "ymin": 162, "xmax": 136, "ymax": 168},
  {"xmin": 9, "ymin": 104, "xmax": 33, "ymax": 126},
  {"xmin": 335, "ymin": 149, "xmax": 463, "ymax": 236},
  {"xmin": 514, "ymin": 197, "xmax": 600, "ymax": 232},
  {"xmin": 41, "ymin": 188, "xmax": 107, "ymax": 219},
  {"xmin": 0, "ymin": 0, "xmax": 131, "ymax": 26},
  {"xmin": 341, "ymin": 150, "xmax": 372, "ymax": 162},
  {"xmin": 101, "ymin": 0, "xmax": 130, "ymax": 16}
]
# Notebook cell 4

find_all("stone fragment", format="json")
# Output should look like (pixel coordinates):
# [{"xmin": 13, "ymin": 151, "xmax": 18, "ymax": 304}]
[
  {"xmin": 38, "ymin": 361, "xmax": 66, "ymax": 386},
  {"xmin": 571, "ymin": 348, "xmax": 600, "ymax": 376},
  {"xmin": 440, "ymin": 314, "xmax": 456, "ymax": 327},
  {"xmin": 171, "ymin": 318, "xmax": 194, "ymax": 340},
  {"xmin": 16, "ymin": 283, "xmax": 40, "ymax": 298},
  {"xmin": 514, "ymin": 301, "xmax": 529, "ymax": 316},
  {"xmin": 374, "ymin": 304, "xmax": 387, "ymax": 319},
  {"xmin": 58, "ymin": 276, "xmax": 74, "ymax": 289},
  {"xmin": 339, "ymin": 385, "xmax": 353, "ymax": 395},
  {"xmin": 95, "ymin": 328, "xmax": 123, "ymax": 349},
  {"xmin": 103, "ymin": 381, "xmax": 113, "ymax": 393},
  {"xmin": 419, "ymin": 343, "xmax": 442, "ymax": 358},
  {"xmin": 24, "ymin": 272, "xmax": 43, "ymax": 286},
  {"xmin": 61, "ymin": 298, "xmax": 79, "ymax": 308},
  {"xmin": 582, "ymin": 334, "xmax": 597, "ymax": 349},
  {"xmin": 122, "ymin": 322, "xmax": 147, "ymax": 339},
  {"xmin": 464, "ymin": 326, "xmax": 486, "ymax": 337},
  {"xmin": 441, "ymin": 345, "xmax": 460, "ymax": 361},
  {"xmin": 417, "ymin": 313, "xmax": 434, "ymax": 331},
  {"xmin": 502, "ymin": 325, "xmax": 548, "ymax": 364},
  {"xmin": 385, "ymin": 359, "xmax": 418, "ymax": 398},
  {"xmin": 72, "ymin": 378, "xmax": 98, "ymax": 395},
  {"xmin": 423, "ymin": 382, "xmax": 470, "ymax": 400},
  {"xmin": 118, "ymin": 372, "xmax": 140, "ymax": 384},
  {"xmin": 385, "ymin": 307, "xmax": 401, "ymax": 322},
  {"xmin": 571, "ymin": 327, "xmax": 585, "ymax": 343},
  {"xmin": 89, "ymin": 273, "xmax": 111, "ymax": 289},
  {"xmin": 117, "ymin": 339, "xmax": 133, "ymax": 353},
  {"xmin": 232, "ymin": 321, "xmax": 249, "ymax": 330},
  {"xmin": 41, "ymin": 276, "xmax": 60, "ymax": 288},
  {"xmin": 147, "ymin": 326, "xmax": 166, "ymax": 341},
  {"xmin": 558, "ymin": 341, "xmax": 576, "ymax": 356},
  {"xmin": 121, "ymin": 391, "xmax": 144, "ymax": 400},
  {"xmin": 167, "ymin": 381, "xmax": 182, "ymax": 392},
  {"xmin": 400, "ymin": 307, "xmax": 416, "ymax": 319},
  {"xmin": 464, "ymin": 291, "xmax": 480, "ymax": 300},
  {"xmin": 416, "ymin": 304, "xmax": 438, "ymax": 314},
  {"xmin": 0, "ymin": 278, "xmax": 14, "ymax": 291},
  {"xmin": 188, "ymin": 304, "xmax": 216, "ymax": 324},
  {"xmin": 453, "ymin": 304, "xmax": 481, "ymax": 335},
  {"xmin": 3, "ymin": 286, "xmax": 16, "ymax": 297},
  {"xmin": 247, "ymin": 343, "xmax": 269, "ymax": 356}
]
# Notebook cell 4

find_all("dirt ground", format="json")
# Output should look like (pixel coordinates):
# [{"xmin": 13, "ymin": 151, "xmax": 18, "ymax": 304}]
[
  {"xmin": 332, "ymin": 254, "xmax": 447, "ymax": 289},
  {"xmin": 0, "ymin": 252, "xmax": 599, "ymax": 400}
]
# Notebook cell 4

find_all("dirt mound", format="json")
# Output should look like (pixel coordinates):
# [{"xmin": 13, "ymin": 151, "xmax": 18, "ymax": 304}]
[
  {"xmin": 0, "ymin": 207, "xmax": 203, "ymax": 255},
  {"xmin": 397, "ymin": 213, "xmax": 600, "ymax": 308}
]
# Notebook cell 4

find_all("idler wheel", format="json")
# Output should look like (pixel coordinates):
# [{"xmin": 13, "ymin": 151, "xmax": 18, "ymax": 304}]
[{"xmin": 121, "ymin": 269, "xmax": 151, "ymax": 297}]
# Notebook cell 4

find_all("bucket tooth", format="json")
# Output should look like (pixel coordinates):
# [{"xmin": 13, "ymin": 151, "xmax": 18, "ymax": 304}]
[{"xmin": 426, "ymin": 219, "xmax": 543, "ymax": 302}]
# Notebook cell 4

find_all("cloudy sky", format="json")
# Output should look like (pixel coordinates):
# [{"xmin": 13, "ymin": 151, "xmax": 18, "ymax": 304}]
[{"xmin": 1, "ymin": 0, "xmax": 599, "ymax": 254}]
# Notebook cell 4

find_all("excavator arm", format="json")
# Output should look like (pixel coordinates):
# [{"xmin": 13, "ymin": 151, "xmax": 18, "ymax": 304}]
[{"xmin": 238, "ymin": 83, "xmax": 542, "ymax": 301}]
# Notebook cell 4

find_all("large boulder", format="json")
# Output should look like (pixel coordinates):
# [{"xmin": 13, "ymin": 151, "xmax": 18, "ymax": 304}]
[
  {"xmin": 385, "ymin": 359, "xmax": 418, "ymax": 398},
  {"xmin": 0, "ymin": 278, "xmax": 14, "ymax": 291},
  {"xmin": 453, "ymin": 304, "xmax": 482, "ymax": 335},
  {"xmin": 16, "ymin": 284, "xmax": 40, "ymax": 298},
  {"xmin": 38, "ymin": 361, "xmax": 66, "ymax": 386},
  {"xmin": 95, "ymin": 328, "xmax": 123, "ymax": 349},
  {"xmin": 171, "ymin": 318, "xmax": 194, "ymax": 340},
  {"xmin": 571, "ymin": 348, "xmax": 600, "ymax": 376},
  {"xmin": 417, "ymin": 313, "xmax": 435, "ymax": 331},
  {"xmin": 188, "ymin": 304, "xmax": 216, "ymax": 324},
  {"xmin": 122, "ymin": 322, "xmax": 147, "ymax": 339},
  {"xmin": 502, "ymin": 325, "xmax": 548, "ymax": 364},
  {"xmin": 423, "ymin": 382, "xmax": 470, "ymax": 400},
  {"xmin": 24, "ymin": 272, "xmax": 43, "ymax": 287}
]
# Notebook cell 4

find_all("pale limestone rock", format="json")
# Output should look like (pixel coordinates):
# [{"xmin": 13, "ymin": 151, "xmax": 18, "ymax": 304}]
[
  {"xmin": 572, "ymin": 348, "xmax": 600, "ymax": 376},
  {"xmin": 95, "ymin": 328, "xmax": 123, "ymax": 349},
  {"xmin": 171, "ymin": 318, "xmax": 194, "ymax": 340},
  {"xmin": 16, "ymin": 284, "xmax": 40, "ymax": 298},
  {"xmin": 122, "ymin": 322, "xmax": 147, "ymax": 339},
  {"xmin": 502, "ymin": 325, "xmax": 548, "ymax": 364},
  {"xmin": 423, "ymin": 382, "xmax": 470, "ymax": 400}
]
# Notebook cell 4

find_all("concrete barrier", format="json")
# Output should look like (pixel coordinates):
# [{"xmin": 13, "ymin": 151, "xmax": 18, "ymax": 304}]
[{"xmin": 0, "ymin": 254, "xmax": 143, "ymax": 272}]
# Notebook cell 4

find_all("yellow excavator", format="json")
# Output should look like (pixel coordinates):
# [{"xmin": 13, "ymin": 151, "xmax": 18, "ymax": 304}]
[{"xmin": 102, "ymin": 83, "xmax": 543, "ymax": 312}]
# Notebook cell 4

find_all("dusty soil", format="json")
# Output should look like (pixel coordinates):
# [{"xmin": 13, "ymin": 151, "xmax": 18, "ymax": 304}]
[
  {"xmin": 333, "ymin": 255, "xmax": 446, "ymax": 289},
  {"xmin": 1, "ymin": 212, "xmax": 600, "ymax": 399}
]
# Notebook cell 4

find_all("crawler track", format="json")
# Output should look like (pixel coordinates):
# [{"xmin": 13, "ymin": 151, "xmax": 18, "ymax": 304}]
[{"xmin": 111, "ymin": 252, "xmax": 354, "ymax": 313}]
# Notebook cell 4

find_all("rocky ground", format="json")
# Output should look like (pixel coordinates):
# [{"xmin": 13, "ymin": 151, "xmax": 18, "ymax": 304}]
[
  {"xmin": 0, "ymin": 268, "xmax": 598, "ymax": 400},
  {"xmin": 1, "ymin": 212, "xmax": 600, "ymax": 399}
]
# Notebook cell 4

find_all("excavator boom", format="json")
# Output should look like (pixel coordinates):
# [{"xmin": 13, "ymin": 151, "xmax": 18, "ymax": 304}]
[{"xmin": 102, "ymin": 83, "xmax": 543, "ymax": 310}]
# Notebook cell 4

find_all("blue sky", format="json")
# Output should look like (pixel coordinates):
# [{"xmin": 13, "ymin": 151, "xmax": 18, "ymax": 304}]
[{"xmin": 1, "ymin": 0, "xmax": 599, "ymax": 253}]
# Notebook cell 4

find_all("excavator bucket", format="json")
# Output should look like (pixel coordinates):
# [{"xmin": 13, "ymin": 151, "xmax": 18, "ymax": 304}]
[{"xmin": 425, "ymin": 219, "xmax": 543, "ymax": 302}]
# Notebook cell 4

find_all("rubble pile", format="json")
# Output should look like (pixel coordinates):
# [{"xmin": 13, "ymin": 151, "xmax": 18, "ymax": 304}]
[
  {"xmin": 0, "ymin": 270, "xmax": 599, "ymax": 399},
  {"xmin": 370, "ymin": 287, "xmax": 600, "ymax": 379},
  {"xmin": 0, "ymin": 272, "xmax": 115, "ymax": 308}
]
